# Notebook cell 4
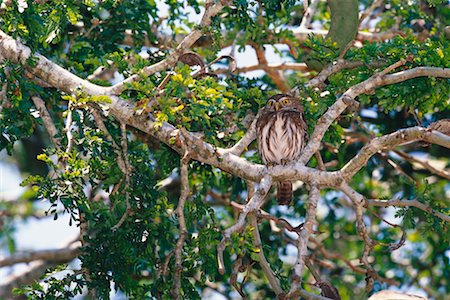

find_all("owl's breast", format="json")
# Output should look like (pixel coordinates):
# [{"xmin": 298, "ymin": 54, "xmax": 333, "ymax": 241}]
[{"xmin": 257, "ymin": 112, "xmax": 305, "ymax": 165}]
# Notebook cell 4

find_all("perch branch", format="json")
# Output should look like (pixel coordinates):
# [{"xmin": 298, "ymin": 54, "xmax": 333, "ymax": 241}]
[{"xmin": 3, "ymin": 30, "xmax": 449, "ymax": 190}]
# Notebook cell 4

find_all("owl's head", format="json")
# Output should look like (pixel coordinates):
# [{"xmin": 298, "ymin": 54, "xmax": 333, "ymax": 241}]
[{"xmin": 264, "ymin": 94, "xmax": 303, "ymax": 112}]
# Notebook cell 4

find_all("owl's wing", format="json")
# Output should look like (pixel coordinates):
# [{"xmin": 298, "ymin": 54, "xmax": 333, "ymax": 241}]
[{"xmin": 300, "ymin": 112, "xmax": 308, "ymax": 142}]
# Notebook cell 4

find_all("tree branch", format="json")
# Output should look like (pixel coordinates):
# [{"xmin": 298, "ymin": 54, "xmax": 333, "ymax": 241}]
[
  {"xmin": 393, "ymin": 149, "xmax": 450, "ymax": 181},
  {"xmin": 287, "ymin": 185, "xmax": 320, "ymax": 298},
  {"xmin": 172, "ymin": 153, "xmax": 190, "ymax": 299},
  {"xmin": 367, "ymin": 198, "xmax": 449, "ymax": 223},
  {"xmin": 0, "ymin": 244, "xmax": 80, "ymax": 267},
  {"xmin": 109, "ymin": 0, "xmax": 231, "ymax": 94},
  {"xmin": 300, "ymin": 0, "xmax": 321, "ymax": 29},
  {"xmin": 217, "ymin": 174, "xmax": 272, "ymax": 275},
  {"xmin": 293, "ymin": 28, "xmax": 399, "ymax": 43},
  {"xmin": 3, "ymin": 30, "xmax": 449, "ymax": 191},
  {"xmin": 252, "ymin": 43, "xmax": 290, "ymax": 93},
  {"xmin": 214, "ymin": 62, "xmax": 310, "ymax": 75},
  {"xmin": 339, "ymin": 126, "xmax": 450, "ymax": 180},
  {"xmin": 31, "ymin": 95, "xmax": 61, "ymax": 149},
  {"xmin": 248, "ymin": 214, "xmax": 284, "ymax": 296},
  {"xmin": 303, "ymin": 59, "xmax": 386, "ymax": 90},
  {"xmin": 339, "ymin": 183, "xmax": 376, "ymax": 292},
  {"xmin": 299, "ymin": 65, "xmax": 450, "ymax": 164}
]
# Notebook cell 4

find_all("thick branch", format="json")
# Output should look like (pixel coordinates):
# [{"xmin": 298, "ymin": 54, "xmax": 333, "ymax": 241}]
[
  {"xmin": 0, "ymin": 30, "xmax": 104, "ymax": 96},
  {"xmin": 340, "ymin": 127, "xmax": 450, "ymax": 180},
  {"xmin": 299, "ymin": 66, "xmax": 450, "ymax": 164}
]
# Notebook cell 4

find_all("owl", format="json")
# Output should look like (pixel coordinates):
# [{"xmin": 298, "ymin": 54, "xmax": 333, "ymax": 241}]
[{"xmin": 256, "ymin": 94, "xmax": 307, "ymax": 205}]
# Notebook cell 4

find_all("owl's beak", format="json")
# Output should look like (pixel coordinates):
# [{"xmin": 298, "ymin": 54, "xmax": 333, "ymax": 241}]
[{"xmin": 274, "ymin": 102, "xmax": 281, "ymax": 111}]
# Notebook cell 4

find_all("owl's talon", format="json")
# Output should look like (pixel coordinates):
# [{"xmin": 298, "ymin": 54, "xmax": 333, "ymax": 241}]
[{"xmin": 280, "ymin": 159, "xmax": 289, "ymax": 166}]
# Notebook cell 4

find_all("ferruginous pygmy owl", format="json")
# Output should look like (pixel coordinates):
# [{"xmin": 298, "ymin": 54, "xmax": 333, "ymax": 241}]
[{"xmin": 256, "ymin": 94, "xmax": 307, "ymax": 205}]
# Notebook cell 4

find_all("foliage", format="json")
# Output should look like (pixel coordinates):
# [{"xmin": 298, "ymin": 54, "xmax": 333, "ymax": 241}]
[{"xmin": 0, "ymin": 0, "xmax": 449, "ymax": 299}]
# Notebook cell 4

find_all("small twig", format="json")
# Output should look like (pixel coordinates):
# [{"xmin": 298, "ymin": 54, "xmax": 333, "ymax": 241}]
[
  {"xmin": 314, "ymin": 152, "xmax": 325, "ymax": 171},
  {"xmin": 172, "ymin": 148, "xmax": 191, "ymax": 299},
  {"xmin": 287, "ymin": 185, "xmax": 320, "ymax": 298},
  {"xmin": 256, "ymin": 213, "xmax": 303, "ymax": 233},
  {"xmin": 339, "ymin": 183, "xmax": 376, "ymax": 292},
  {"xmin": 410, "ymin": 109, "xmax": 423, "ymax": 127},
  {"xmin": 156, "ymin": 71, "xmax": 175, "ymax": 91},
  {"xmin": 359, "ymin": 0, "xmax": 384, "ymax": 26},
  {"xmin": 218, "ymin": 117, "xmax": 257, "ymax": 156},
  {"xmin": 252, "ymin": 43, "xmax": 290, "ymax": 93},
  {"xmin": 230, "ymin": 256, "xmax": 246, "ymax": 298},
  {"xmin": 64, "ymin": 102, "xmax": 74, "ymax": 155},
  {"xmin": 378, "ymin": 59, "xmax": 406, "ymax": 76},
  {"xmin": 367, "ymin": 198, "xmax": 449, "ymax": 223},
  {"xmin": 249, "ymin": 214, "xmax": 284, "ymax": 296},
  {"xmin": 337, "ymin": 40, "xmax": 354, "ymax": 60},
  {"xmin": 217, "ymin": 174, "xmax": 272, "ymax": 275},
  {"xmin": 379, "ymin": 152, "xmax": 416, "ymax": 183},
  {"xmin": 300, "ymin": 0, "xmax": 320, "ymax": 29},
  {"xmin": 393, "ymin": 149, "xmax": 450, "ymax": 181},
  {"xmin": 161, "ymin": 251, "xmax": 174, "ymax": 277},
  {"xmin": 31, "ymin": 95, "xmax": 61, "ymax": 149},
  {"xmin": 112, "ymin": 122, "xmax": 132, "ymax": 230}
]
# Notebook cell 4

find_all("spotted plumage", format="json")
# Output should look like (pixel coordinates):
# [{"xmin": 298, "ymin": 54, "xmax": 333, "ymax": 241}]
[{"xmin": 256, "ymin": 94, "xmax": 307, "ymax": 205}]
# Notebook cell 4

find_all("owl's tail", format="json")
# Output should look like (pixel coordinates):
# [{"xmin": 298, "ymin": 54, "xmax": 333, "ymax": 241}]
[{"xmin": 277, "ymin": 181, "xmax": 292, "ymax": 205}]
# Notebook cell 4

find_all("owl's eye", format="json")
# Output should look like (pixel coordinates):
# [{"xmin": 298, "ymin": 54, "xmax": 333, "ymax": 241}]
[
  {"xmin": 268, "ymin": 100, "xmax": 275, "ymax": 107},
  {"xmin": 282, "ymin": 99, "xmax": 289, "ymax": 104}
]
